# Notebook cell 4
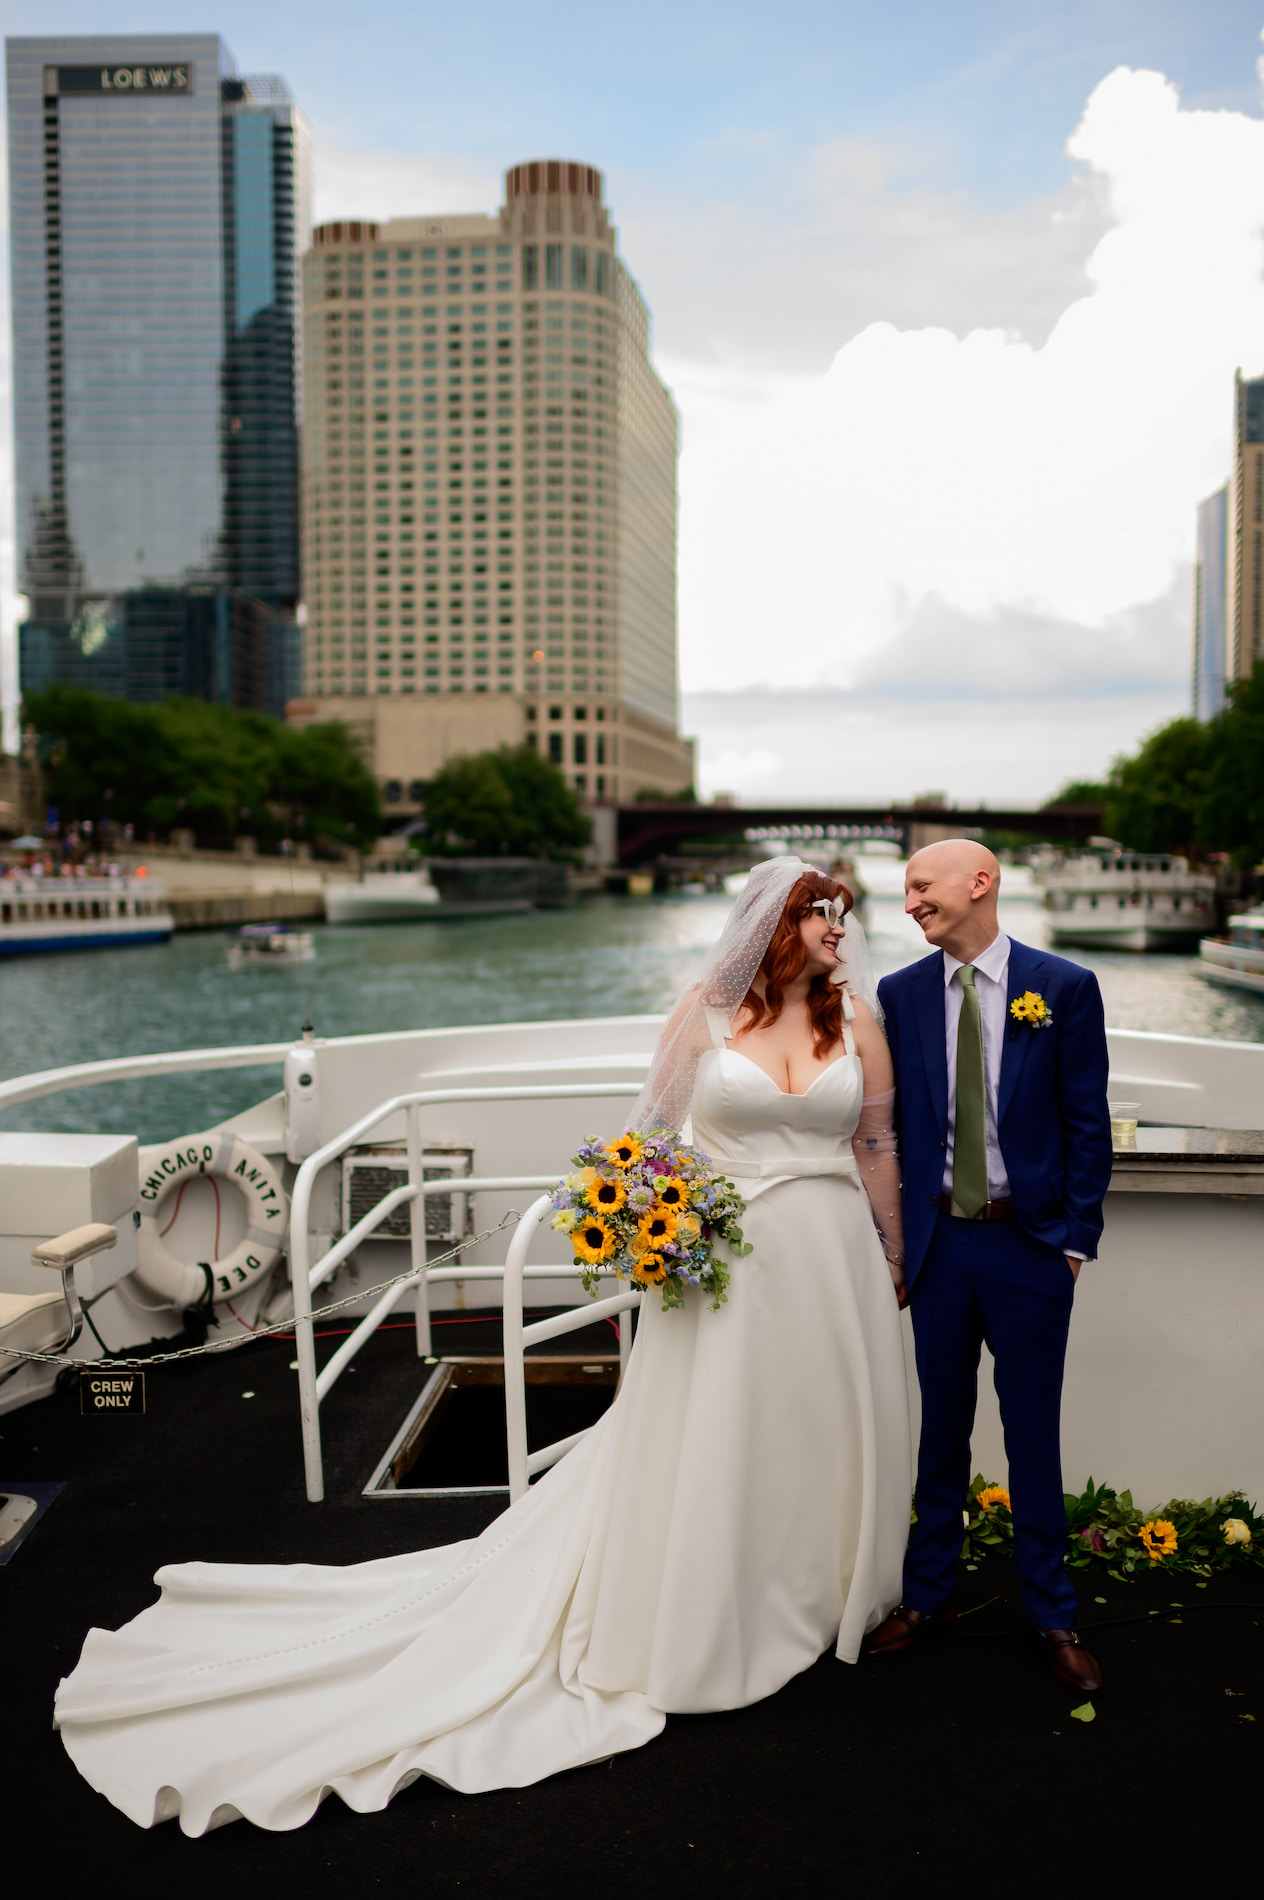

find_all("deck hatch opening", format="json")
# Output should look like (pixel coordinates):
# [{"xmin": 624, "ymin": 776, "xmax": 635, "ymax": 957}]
[{"xmin": 363, "ymin": 1355, "xmax": 618, "ymax": 1498}]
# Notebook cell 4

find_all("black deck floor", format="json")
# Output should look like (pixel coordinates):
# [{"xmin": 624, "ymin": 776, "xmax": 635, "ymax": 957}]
[{"xmin": 2, "ymin": 1312, "xmax": 1260, "ymax": 1897}]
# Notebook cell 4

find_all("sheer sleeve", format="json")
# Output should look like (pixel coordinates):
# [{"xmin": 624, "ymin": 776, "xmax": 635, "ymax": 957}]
[{"xmin": 851, "ymin": 1087, "xmax": 905, "ymax": 1277}]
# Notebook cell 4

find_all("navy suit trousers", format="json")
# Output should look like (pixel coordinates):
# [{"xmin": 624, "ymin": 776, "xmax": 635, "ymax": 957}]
[{"xmin": 903, "ymin": 1215, "xmax": 1079, "ymax": 1630}]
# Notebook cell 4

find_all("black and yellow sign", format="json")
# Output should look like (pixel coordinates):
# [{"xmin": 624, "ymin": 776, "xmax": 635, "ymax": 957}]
[{"xmin": 80, "ymin": 1370, "xmax": 146, "ymax": 1414}]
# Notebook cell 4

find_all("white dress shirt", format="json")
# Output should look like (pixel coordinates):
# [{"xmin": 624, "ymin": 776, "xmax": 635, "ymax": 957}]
[{"xmin": 942, "ymin": 932, "xmax": 1012, "ymax": 1202}]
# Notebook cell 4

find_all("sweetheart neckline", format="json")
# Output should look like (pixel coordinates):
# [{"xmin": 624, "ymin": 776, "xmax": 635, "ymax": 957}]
[{"xmin": 719, "ymin": 1045, "xmax": 857, "ymax": 1099}]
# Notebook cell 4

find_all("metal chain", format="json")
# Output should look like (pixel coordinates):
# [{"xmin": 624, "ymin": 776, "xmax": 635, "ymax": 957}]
[{"xmin": 0, "ymin": 1211, "xmax": 524, "ymax": 1369}]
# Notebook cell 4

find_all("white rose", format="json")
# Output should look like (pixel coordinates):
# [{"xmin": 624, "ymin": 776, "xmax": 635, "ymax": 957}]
[{"xmin": 1222, "ymin": 1517, "xmax": 1252, "ymax": 1547}]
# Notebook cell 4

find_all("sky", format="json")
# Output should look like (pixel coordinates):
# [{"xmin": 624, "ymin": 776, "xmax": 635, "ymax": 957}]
[{"xmin": 4, "ymin": 3, "xmax": 1264, "ymax": 802}]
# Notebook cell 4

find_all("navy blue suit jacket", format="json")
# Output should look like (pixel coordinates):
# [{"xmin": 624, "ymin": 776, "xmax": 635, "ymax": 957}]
[{"xmin": 877, "ymin": 938, "xmax": 1113, "ymax": 1285}]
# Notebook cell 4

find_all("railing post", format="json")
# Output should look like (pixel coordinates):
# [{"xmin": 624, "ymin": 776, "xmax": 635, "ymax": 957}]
[
  {"xmin": 503, "ymin": 1196, "xmax": 551, "ymax": 1504},
  {"xmin": 407, "ymin": 1101, "xmax": 430, "ymax": 1357},
  {"xmin": 287, "ymin": 1172, "xmax": 324, "ymax": 1503},
  {"xmin": 618, "ymin": 1302, "xmax": 633, "ymax": 1388}
]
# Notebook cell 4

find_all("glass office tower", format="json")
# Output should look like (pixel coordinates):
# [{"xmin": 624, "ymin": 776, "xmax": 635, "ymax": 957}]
[{"xmin": 6, "ymin": 35, "xmax": 309, "ymax": 712}]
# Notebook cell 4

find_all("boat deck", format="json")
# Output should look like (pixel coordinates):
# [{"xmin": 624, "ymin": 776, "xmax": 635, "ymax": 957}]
[{"xmin": 3, "ymin": 1313, "xmax": 1260, "ymax": 1893}]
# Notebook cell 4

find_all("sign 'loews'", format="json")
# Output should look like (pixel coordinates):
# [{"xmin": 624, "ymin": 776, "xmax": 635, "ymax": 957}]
[{"xmin": 48, "ymin": 64, "xmax": 194, "ymax": 97}]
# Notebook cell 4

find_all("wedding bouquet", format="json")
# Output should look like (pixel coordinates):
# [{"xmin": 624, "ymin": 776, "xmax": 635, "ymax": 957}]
[{"xmin": 550, "ymin": 1128, "xmax": 751, "ymax": 1311}]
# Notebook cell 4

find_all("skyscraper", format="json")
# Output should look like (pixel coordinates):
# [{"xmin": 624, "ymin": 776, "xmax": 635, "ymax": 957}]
[
  {"xmin": 1192, "ymin": 483, "xmax": 1227, "ymax": 722},
  {"xmin": 1227, "ymin": 369, "xmax": 1264, "ymax": 690},
  {"xmin": 7, "ymin": 35, "xmax": 309, "ymax": 713},
  {"xmin": 289, "ymin": 159, "xmax": 693, "ymax": 806}
]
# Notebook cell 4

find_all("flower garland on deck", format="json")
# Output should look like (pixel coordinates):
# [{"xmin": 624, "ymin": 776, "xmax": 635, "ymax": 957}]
[{"xmin": 959, "ymin": 1474, "xmax": 1262, "ymax": 1577}]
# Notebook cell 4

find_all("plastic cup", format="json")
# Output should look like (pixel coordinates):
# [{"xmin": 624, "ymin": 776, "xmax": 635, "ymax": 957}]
[{"xmin": 1109, "ymin": 1100, "xmax": 1140, "ymax": 1140}]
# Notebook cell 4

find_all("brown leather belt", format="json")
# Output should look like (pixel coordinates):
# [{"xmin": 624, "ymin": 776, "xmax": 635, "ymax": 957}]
[{"xmin": 938, "ymin": 1193, "xmax": 1015, "ymax": 1221}]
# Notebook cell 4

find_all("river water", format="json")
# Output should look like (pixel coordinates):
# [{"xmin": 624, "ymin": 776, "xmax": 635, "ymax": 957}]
[{"xmin": 3, "ymin": 857, "xmax": 1261, "ymax": 1145}]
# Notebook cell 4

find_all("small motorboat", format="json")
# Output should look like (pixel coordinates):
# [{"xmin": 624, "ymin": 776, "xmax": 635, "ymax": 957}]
[
  {"xmin": 1198, "ymin": 908, "xmax": 1264, "ymax": 995},
  {"xmin": 224, "ymin": 922, "xmax": 316, "ymax": 968}
]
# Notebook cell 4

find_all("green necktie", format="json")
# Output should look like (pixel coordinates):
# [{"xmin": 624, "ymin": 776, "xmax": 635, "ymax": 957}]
[{"xmin": 953, "ymin": 966, "xmax": 988, "ymax": 1218}]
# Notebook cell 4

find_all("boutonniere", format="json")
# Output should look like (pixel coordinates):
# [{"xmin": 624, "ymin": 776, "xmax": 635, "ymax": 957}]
[{"xmin": 1010, "ymin": 990, "xmax": 1053, "ymax": 1030}]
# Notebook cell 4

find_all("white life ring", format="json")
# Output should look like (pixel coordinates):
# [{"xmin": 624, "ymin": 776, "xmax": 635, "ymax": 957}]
[{"xmin": 133, "ymin": 1132, "xmax": 289, "ymax": 1308}]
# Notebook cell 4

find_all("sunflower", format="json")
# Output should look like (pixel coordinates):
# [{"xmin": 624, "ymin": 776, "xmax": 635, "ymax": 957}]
[
  {"xmin": 976, "ymin": 1485, "xmax": 1011, "ymax": 1514},
  {"xmin": 653, "ymin": 1175, "xmax": 689, "ymax": 1211},
  {"xmin": 634, "ymin": 1206, "xmax": 679, "ymax": 1253},
  {"xmin": 571, "ymin": 1215, "xmax": 617, "ymax": 1266},
  {"xmin": 590, "ymin": 1175, "xmax": 628, "ymax": 1213},
  {"xmin": 632, "ymin": 1251, "xmax": 668, "ymax": 1285},
  {"xmin": 606, "ymin": 1133, "xmax": 644, "ymax": 1169},
  {"xmin": 1138, "ymin": 1518, "xmax": 1178, "ymax": 1561}
]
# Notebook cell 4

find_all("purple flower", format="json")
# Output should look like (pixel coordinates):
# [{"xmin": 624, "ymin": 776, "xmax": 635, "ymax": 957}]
[{"xmin": 1079, "ymin": 1527, "xmax": 1107, "ymax": 1552}]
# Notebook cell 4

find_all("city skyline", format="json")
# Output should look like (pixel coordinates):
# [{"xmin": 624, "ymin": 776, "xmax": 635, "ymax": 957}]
[{"xmin": 4, "ymin": 6, "xmax": 1264, "ymax": 800}]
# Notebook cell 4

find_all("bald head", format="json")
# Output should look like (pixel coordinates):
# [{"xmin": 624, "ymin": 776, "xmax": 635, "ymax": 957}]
[{"xmin": 905, "ymin": 838, "xmax": 1002, "ymax": 961}]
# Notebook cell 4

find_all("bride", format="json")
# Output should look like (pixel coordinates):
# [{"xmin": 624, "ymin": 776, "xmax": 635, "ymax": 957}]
[{"xmin": 55, "ymin": 857, "xmax": 913, "ymax": 1834}]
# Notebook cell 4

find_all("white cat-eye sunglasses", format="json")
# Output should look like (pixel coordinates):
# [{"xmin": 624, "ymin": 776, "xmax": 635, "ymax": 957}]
[{"xmin": 810, "ymin": 897, "xmax": 849, "ymax": 930}]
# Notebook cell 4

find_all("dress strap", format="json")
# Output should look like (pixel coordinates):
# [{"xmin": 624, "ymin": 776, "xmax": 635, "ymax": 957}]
[
  {"xmin": 704, "ymin": 1005, "xmax": 731, "ymax": 1051},
  {"xmin": 840, "ymin": 983, "xmax": 856, "ymax": 1057}
]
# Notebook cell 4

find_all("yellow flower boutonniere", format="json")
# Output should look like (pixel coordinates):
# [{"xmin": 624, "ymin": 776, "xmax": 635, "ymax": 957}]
[{"xmin": 1010, "ymin": 990, "xmax": 1053, "ymax": 1030}]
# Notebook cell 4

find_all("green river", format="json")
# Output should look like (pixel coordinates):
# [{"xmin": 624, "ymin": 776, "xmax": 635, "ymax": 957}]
[{"xmin": 2, "ymin": 858, "xmax": 1261, "ymax": 1145}]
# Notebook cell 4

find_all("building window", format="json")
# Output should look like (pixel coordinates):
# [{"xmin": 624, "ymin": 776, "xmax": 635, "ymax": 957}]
[
  {"xmin": 522, "ymin": 245, "xmax": 538, "ymax": 290},
  {"xmin": 571, "ymin": 246, "xmax": 588, "ymax": 291},
  {"xmin": 546, "ymin": 244, "xmax": 563, "ymax": 289},
  {"xmin": 573, "ymin": 732, "xmax": 588, "ymax": 765},
  {"xmin": 548, "ymin": 732, "xmax": 563, "ymax": 764}
]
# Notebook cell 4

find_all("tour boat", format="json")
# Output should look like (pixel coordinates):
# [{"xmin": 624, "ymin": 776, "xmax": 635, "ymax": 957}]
[
  {"xmin": 0, "ymin": 875, "xmax": 174, "ymax": 957},
  {"xmin": 2, "ymin": 1007, "xmax": 1261, "ymax": 1866},
  {"xmin": 1198, "ymin": 908, "xmax": 1264, "ymax": 996},
  {"xmin": 224, "ymin": 921, "xmax": 316, "ymax": 968},
  {"xmin": 1035, "ymin": 846, "xmax": 1216, "ymax": 951},
  {"xmin": 0, "ymin": 1012, "xmax": 1261, "ymax": 1517}
]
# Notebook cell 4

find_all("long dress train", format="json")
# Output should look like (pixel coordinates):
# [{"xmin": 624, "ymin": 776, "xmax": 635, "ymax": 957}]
[{"xmin": 54, "ymin": 1042, "xmax": 911, "ymax": 1833}]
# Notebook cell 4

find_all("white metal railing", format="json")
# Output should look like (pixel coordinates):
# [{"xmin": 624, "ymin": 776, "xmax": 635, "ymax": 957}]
[
  {"xmin": 0, "ymin": 1039, "xmax": 297, "ymax": 1114},
  {"xmin": 502, "ymin": 1195, "xmax": 640, "ymax": 1503},
  {"xmin": 288, "ymin": 1082, "xmax": 641, "ymax": 1501}
]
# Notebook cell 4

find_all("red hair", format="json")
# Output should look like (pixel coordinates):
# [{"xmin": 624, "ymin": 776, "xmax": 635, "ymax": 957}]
[{"xmin": 735, "ymin": 871, "xmax": 854, "ymax": 1057}]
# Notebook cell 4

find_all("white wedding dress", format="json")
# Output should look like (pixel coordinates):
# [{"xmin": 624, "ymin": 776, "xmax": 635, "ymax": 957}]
[{"xmin": 55, "ymin": 1042, "xmax": 912, "ymax": 1835}]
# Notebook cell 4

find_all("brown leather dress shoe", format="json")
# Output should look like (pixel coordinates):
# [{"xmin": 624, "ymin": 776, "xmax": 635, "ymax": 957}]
[
  {"xmin": 862, "ymin": 1602, "xmax": 958, "ymax": 1659},
  {"xmin": 1036, "ymin": 1628, "xmax": 1103, "ymax": 1694}
]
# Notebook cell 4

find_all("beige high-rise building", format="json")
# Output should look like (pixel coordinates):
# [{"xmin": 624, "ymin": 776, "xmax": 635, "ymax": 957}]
[
  {"xmin": 1228, "ymin": 369, "xmax": 1264, "ymax": 686},
  {"xmin": 288, "ymin": 158, "xmax": 693, "ymax": 810}
]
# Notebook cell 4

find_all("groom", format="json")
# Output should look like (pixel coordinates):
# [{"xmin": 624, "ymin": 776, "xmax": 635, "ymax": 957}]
[{"xmin": 865, "ymin": 840, "xmax": 1113, "ymax": 1694}]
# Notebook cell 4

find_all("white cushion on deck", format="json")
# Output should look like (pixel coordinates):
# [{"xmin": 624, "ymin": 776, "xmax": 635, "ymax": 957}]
[{"xmin": 0, "ymin": 1288, "xmax": 71, "ymax": 1354}]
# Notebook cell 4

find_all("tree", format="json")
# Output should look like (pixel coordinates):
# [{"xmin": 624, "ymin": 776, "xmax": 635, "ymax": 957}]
[
  {"xmin": 23, "ymin": 687, "xmax": 380, "ymax": 850},
  {"xmin": 1099, "ymin": 718, "xmax": 1211, "ymax": 856},
  {"xmin": 419, "ymin": 745, "xmax": 592, "ymax": 858},
  {"xmin": 1196, "ymin": 665, "xmax": 1264, "ymax": 868}
]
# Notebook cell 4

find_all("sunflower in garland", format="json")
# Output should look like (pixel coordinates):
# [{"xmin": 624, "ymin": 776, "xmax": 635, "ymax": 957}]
[
  {"xmin": 606, "ymin": 1133, "xmax": 644, "ymax": 1169},
  {"xmin": 975, "ymin": 1485, "xmax": 1012, "ymax": 1515},
  {"xmin": 633, "ymin": 1206, "xmax": 679, "ymax": 1253},
  {"xmin": 1138, "ymin": 1517, "xmax": 1178, "ymax": 1561},
  {"xmin": 571, "ymin": 1214, "xmax": 617, "ymax": 1266},
  {"xmin": 632, "ymin": 1251, "xmax": 669, "ymax": 1286},
  {"xmin": 589, "ymin": 1175, "xmax": 628, "ymax": 1214}
]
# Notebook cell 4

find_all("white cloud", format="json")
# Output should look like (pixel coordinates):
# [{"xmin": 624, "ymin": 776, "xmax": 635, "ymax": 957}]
[
  {"xmin": 313, "ymin": 145, "xmax": 500, "ymax": 227},
  {"xmin": 674, "ymin": 67, "xmax": 1264, "ymax": 705}
]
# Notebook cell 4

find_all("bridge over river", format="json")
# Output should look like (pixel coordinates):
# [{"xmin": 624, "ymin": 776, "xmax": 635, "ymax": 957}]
[{"xmin": 613, "ymin": 802, "xmax": 1103, "ymax": 867}]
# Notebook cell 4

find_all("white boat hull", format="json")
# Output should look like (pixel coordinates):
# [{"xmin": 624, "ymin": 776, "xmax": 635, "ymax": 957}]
[
  {"xmin": 1047, "ymin": 921, "xmax": 1203, "ymax": 953},
  {"xmin": 1199, "ymin": 937, "xmax": 1264, "ymax": 994}
]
